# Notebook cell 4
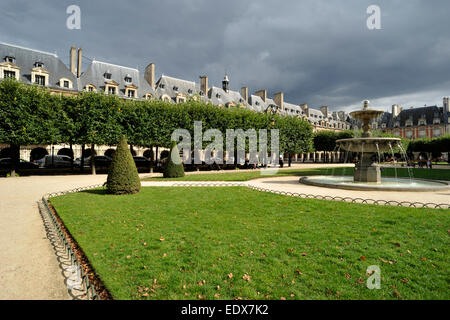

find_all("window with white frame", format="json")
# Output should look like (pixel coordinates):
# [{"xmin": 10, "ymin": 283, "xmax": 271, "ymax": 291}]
[
  {"xmin": 127, "ymin": 89, "xmax": 136, "ymax": 98},
  {"xmin": 419, "ymin": 129, "xmax": 426, "ymax": 138},
  {"xmin": 35, "ymin": 75, "xmax": 45, "ymax": 86},
  {"xmin": 108, "ymin": 86, "xmax": 116, "ymax": 95},
  {"xmin": 4, "ymin": 70, "xmax": 16, "ymax": 78},
  {"xmin": 433, "ymin": 128, "xmax": 441, "ymax": 137}
]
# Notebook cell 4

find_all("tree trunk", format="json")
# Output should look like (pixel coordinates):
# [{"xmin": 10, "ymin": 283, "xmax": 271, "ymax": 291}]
[
  {"xmin": 69, "ymin": 142, "xmax": 74, "ymax": 170},
  {"xmin": 155, "ymin": 146, "xmax": 159, "ymax": 168},
  {"xmin": 80, "ymin": 144, "xmax": 85, "ymax": 173},
  {"xmin": 288, "ymin": 153, "xmax": 292, "ymax": 167},
  {"xmin": 91, "ymin": 143, "xmax": 96, "ymax": 175},
  {"xmin": 9, "ymin": 143, "xmax": 20, "ymax": 178}
]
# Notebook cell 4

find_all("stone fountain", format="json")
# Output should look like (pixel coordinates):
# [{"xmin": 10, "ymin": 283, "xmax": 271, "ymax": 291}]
[
  {"xmin": 298, "ymin": 100, "xmax": 449, "ymax": 191},
  {"xmin": 336, "ymin": 100, "xmax": 400, "ymax": 183}
]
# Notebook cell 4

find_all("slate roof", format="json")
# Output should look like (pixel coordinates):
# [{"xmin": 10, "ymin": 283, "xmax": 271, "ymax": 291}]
[
  {"xmin": 393, "ymin": 106, "xmax": 444, "ymax": 126},
  {"xmin": 79, "ymin": 60, "xmax": 153, "ymax": 98},
  {"xmin": 154, "ymin": 75, "xmax": 201, "ymax": 102},
  {"xmin": 208, "ymin": 86, "xmax": 249, "ymax": 108},
  {"xmin": 0, "ymin": 42, "xmax": 78, "ymax": 91}
]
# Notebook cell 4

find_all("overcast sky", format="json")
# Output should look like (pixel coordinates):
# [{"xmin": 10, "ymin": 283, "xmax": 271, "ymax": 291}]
[{"xmin": 2, "ymin": 0, "xmax": 450, "ymax": 112}]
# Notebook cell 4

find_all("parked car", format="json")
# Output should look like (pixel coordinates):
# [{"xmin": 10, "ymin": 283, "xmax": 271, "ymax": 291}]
[
  {"xmin": 91, "ymin": 155, "xmax": 112, "ymax": 167},
  {"xmin": 38, "ymin": 155, "xmax": 72, "ymax": 168},
  {"xmin": 133, "ymin": 156, "xmax": 151, "ymax": 167},
  {"xmin": 0, "ymin": 158, "xmax": 39, "ymax": 169},
  {"xmin": 74, "ymin": 157, "xmax": 90, "ymax": 168}
]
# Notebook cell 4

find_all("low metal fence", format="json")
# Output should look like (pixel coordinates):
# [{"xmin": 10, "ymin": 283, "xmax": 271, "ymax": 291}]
[
  {"xmin": 41, "ymin": 184, "xmax": 104, "ymax": 300},
  {"xmin": 171, "ymin": 182, "xmax": 450, "ymax": 209}
]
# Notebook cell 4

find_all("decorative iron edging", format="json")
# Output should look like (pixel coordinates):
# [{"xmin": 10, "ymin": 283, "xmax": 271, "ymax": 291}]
[
  {"xmin": 41, "ymin": 184, "xmax": 105, "ymax": 300},
  {"xmin": 171, "ymin": 182, "xmax": 450, "ymax": 209}
]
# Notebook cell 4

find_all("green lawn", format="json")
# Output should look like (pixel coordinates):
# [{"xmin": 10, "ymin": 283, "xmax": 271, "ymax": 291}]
[
  {"xmin": 144, "ymin": 167, "xmax": 450, "ymax": 181},
  {"xmin": 50, "ymin": 187, "xmax": 450, "ymax": 300}
]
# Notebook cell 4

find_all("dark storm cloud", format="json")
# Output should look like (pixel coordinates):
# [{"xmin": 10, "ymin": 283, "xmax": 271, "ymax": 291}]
[{"xmin": 1, "ymin": 0, "xmax": 450, "ymax": 111}]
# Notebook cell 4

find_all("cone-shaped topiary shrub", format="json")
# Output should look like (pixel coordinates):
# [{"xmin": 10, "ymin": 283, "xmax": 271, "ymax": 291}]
[
  {"xmin": 163, "ymin": 141, "xmax": 185, "ymax": 178},
  {"xmin": 106, "ymin": 136, "xmax": 141, "ymax": 194}
]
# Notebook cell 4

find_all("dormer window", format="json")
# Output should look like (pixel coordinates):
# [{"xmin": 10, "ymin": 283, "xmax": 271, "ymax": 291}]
[
  {"xmin": 108, "ymin": 86, "xmax": 116, "ymax": 95},
  {"xmin": 394, "ymin": 121, "xmax": 400, "ymax": 128},
  {"xmin": 199, "ymin": 90, "xmax": 204, "ymax": 96},
  {"xmin": 187, "ymin": 89, "xmax": 193, "ymax": 94},
  {"xmin": 216, "ymin": 93, "xmax": 221, "ymax": 98},
  {"xmin": 127, "ymin": 89, "xmax": 136, "ymax": 98},
  {"xmin": 3, "ymin": 70, "xmax": 16, "ymax": 79},
  {"xmin": 35, "ymin": 75, "xmax": 45, "ymax": 86},
  {"xmin": 159, "ymin": 83, "xmax": 165, "ymax": 88},
  {"xmin": 104, "ymin": 72, "xmax": 112, "ymax": 80},
  {"xmin": 4, "ymin": 56, "xmax": 15, "ymax": 64},
  {"xmin": 255, "ymin": 101, "xmax": 259, "ymax": 106},
  {"xmin": 433, "ymin": 117, "xmax": 441, "ymax": 124},
  {"xmin": 59, "ymin": 78, "xmax": 72, "ymax": 89},
  {"xmin": 173, "ymin": 86, "xmax": 178, "ymax": 91},
  {"xmin": 124, "ymin": 76, "xmax": 132, "ymax": 83},
  {"xmin": 34, "ymin": 62, "xmax": 44, "ymax": 68}
]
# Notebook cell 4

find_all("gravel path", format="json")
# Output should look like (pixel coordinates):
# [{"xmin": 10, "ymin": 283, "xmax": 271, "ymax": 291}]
[{"xmin": 0, "ymin": 174, "xmax": 111, "ymax": 300}]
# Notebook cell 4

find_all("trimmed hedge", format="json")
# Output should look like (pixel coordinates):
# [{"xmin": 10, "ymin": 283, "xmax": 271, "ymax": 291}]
[
  {"xmin": 106, "ymin": 136, "xmax": 141, "ymax": 195},
  {"xmin": 163, "ymin": 141, "xmax": 185, "ymax": 178}
]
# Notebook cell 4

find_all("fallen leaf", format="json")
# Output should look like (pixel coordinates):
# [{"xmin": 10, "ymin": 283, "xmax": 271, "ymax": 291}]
[
  {"xmin": 344, "ymin": 273, "xmax": 351, "ymax": 279},
  {"xmin": 228, "ymin": 273, "xmax": 233, "ymax": 279},
  {"xmin": 242, "ymin": 274, "xmax": 251, "ymax": 282},
  {"xmin": 214, "ymin": 293, "xmax": 220, "ymax": 298},
  {"xmin": 360, "ymin": 256, "xmax": 366, "ymax": 261},
  {"xmin": 400, "ymin": 278, "xmax": 408, "ymax": 283},
  {"xmin": 393, "ymin": 290, "xmax": 400, "ymax": 297},
  {"xmin": 159, "ymin": 237, "xmax": 165, "ymax": 241},
  {"xmin": 280, "ymin": 297, "xmax": 286, "ymax": 300}
]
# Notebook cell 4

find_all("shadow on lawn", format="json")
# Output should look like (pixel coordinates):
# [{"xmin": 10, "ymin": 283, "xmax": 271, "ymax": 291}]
[{"xmin": 81, "ymin": 189, "xmax": 108, "ymax": 196}]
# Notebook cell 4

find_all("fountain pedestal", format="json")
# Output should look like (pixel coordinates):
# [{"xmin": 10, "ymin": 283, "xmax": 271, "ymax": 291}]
[{"xmin": 354, "ymin": 153, "xmax": 380, "ymax": 183}]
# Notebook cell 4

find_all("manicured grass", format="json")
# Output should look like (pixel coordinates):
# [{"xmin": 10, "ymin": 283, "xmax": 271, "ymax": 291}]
[
  {"xmin": 50, "ymin": 187, "xmax": 450, "ymax": 300},
  {"xmin": 143, "ymin": 167, "xmax": 450, "ymax": 181}
]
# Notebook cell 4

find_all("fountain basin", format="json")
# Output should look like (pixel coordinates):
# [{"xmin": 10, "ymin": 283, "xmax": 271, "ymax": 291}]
[
  {"xmin": 299, "ymin": 175, "xmax": 450, "ymax": 192},
  {"xmin": 336, "ymin": 137, "xmax": 401, "ymax": 153}
]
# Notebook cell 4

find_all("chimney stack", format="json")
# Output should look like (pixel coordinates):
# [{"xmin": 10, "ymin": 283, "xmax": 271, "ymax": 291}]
[
  {"xmin": 255, "ymin": 89, "xmax": 267, "ymax": 102},
  {"xmin": 274, "ymin": 92, "xmax": 284, "ymax": 110},
  {"xmin": 77, "ymin": 48, "xmax": 82, "ymax": 78},
  {"xmin": 241, "ymin": 87, "xmax": 248, "ymax": 103},
  {"xmin": 145, "ymin": 63, "xmax": 155, "ymax": 88},
  {"xmin": 443, "ymin": 97, "xmax": 449, "ymax": 113},
  {"xmin": 320, "ymin": 106, "xmax": 329, "ymax": 117},
  {"xmin": 200, "ymin": 76, "xmax": 208, "ymax": 96},
  {"xmin": 70, "ymin": 46, "xmax": 76, "ymax": 76},
  {"xmin": 301, "ymin": 104, "xmax": 310, "ymax": 117}
]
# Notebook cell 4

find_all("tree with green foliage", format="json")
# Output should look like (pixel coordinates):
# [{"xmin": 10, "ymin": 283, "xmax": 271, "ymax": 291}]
[
  {"xmin": 278, "ymin": 115, "xmax": 314, "ymax": 166},
  {"xmin": 163, "ymin": 141, "xmax": 185, "ymax": 178},
  {"xmin": 0, "ymin": 79, "xmax": 60, "ymax": 177},
  {"xmin": 74, "ymin": 92, "xmax": 124, "ymax": 174},
  {"xmin": 106, "ymin": 136, "xmax": 141, "ymax": 195}
]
